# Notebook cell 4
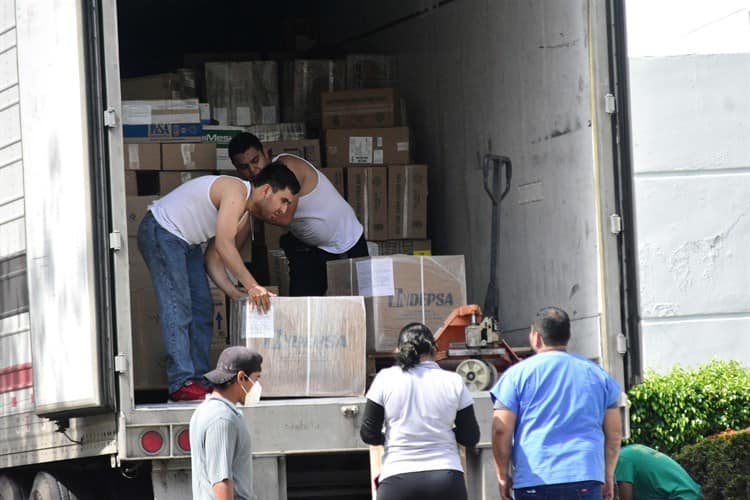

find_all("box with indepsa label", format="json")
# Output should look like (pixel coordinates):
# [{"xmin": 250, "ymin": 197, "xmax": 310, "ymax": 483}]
[
  {"xmin": 347, "ymin": 167, "xmax": 388, "ymax": 241},
  {"xmin": 161, "ymin": 143, "xmax": 217, "ymax": 170},
  {"xmin": 388, "ymin": 164, "xmax": 428, "ymax": 239},
  {"xmin": 229, "ymin": 296, "xmax": 366, "ymax": 397},
  {"xmin": 321, "ymin": 88, "xmax": 400, "ymax": 130},
  {"xmin": 325, "ymin": 127, "xmax": 411, "ymax": 166},
  {"xmin": 122, "ymin": 99, "xmax": 202, "ymax": 142},
  {"xmin": 327, "ymin": 256, "xmax": 466, "ymax": 353}
]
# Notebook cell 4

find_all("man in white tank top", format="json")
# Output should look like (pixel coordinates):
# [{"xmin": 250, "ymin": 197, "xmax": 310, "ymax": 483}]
[
  {"xmin": 225, "ymin": 133, "xmax": 369, "ymax": 296},
  {"xmin": 137, "ymin": 163, "xmax": 300, "ymax": 402}
]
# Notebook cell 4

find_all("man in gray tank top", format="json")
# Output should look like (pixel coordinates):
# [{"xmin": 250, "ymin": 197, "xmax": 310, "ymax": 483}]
[
  {"xmin": 224, "ymin": 133, "xmax": 368, "ymax": 296},
  {"xmin": 137, "ymin": 164, "xmax": 299, "ymax": 402}
]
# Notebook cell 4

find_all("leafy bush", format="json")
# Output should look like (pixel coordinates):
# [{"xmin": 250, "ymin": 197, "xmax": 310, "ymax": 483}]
[
  {"xmin": 627, "ymin": 360, "xmax": 750, "ymax": 454},
  {"xmin": 675, "ymin": 428, "xmax": 750, "ymax": 500}
]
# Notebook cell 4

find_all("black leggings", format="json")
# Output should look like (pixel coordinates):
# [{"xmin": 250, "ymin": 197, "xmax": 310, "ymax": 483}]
[{"xmin": 377, "ymin": 470, "xmax": 467, "ymax": 500}]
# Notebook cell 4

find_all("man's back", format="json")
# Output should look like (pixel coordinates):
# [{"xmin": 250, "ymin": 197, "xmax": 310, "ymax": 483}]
[
  {"xmin": 490, "ymin": 351, "xmax": 620, "ymax": 488},
  {"xmin": 616, "ymin": 445, "xmax": 702, "ymax": 499}
]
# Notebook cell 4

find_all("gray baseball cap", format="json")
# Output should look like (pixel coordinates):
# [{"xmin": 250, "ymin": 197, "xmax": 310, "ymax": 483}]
[{"xmin": 204, "ymin": 346, "xmax": 263, "ymax": 385}]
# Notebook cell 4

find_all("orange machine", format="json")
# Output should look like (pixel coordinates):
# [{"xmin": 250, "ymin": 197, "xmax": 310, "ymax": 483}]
[{"xmin": 433, "ymin": 304, "xmax": 521, "ymax": 391}]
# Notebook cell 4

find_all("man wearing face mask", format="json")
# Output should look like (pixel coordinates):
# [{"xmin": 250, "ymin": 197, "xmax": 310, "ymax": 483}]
[{"xmin": 190, "ymin": 346, "xmax": 263, "ymax": 500}]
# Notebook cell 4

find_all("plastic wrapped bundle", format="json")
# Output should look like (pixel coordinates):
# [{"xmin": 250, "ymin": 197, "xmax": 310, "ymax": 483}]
[
  {"xmin": 281, "ymin": 59, "xmax": 346, "ymax": 135},
  {"xmin": 247, "ymin": 122, "xmax": 306, "ymax": 143},
  {"xmin": 205, "ymin": 61, "xmax": 279, "ymax": 126},
  {"xmin": 346, "ymin": 54, "xmax": 399, "ymax": 89}
]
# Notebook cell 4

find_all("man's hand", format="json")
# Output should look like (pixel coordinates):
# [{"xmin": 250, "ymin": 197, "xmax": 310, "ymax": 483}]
[
  {"xmin": 248, "ymin": 284, "xmax": 275, "ymax": 313},
  {"xmin": 602, "ymin": 477, "xmax": 614, "ymax": 500},
  {"xmin": 498, "ymin": 476, "xmax": 513, "ymax": 500}
]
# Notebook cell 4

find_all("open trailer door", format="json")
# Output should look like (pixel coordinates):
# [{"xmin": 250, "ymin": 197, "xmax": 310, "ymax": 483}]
[{"xmin": 16, "ymin": 0, "xmax": 115, "ymax": 417}]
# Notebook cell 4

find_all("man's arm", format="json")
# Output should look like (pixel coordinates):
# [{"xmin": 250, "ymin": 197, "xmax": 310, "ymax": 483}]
[
  {"xmin": 212, "ymin": 479, "xmax": 233, "ymax": 500},
  {"xmin": 617, "ymin": 481, "xmax": 633, "ymax": 500},
  {"xmin": 204, "ymin": 239, "xmax": 245, "ymax": 300},
  {"xmin": 602, "ymin": 408, "xmax": 622, "ymax": 500},
  {"xmin": 491, "ymin": 409, "xmax": 516, "ymax": 500},
  {"xmin": 213, "ymin": 180, "xmax": 271, "ymax": 311}
]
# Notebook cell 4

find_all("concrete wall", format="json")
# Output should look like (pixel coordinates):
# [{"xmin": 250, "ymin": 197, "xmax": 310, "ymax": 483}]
[
  {"xmin": 320, "ymin": 0, "xmax": 613, "ymax": 361},
  {"xmin": 626, "ymin": 2, "xmax": 750, "ymax": 371}
]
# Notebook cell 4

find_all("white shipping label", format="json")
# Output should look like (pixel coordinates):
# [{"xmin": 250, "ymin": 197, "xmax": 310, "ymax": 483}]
[
  {"xmin": 199, "ymin": 103, "xmax": 210, "ymax": 121},
  {"xmin": 244, "ymin": 303, "xmax": 275, "ymax": 338},
  {"xmin": 235, "ymin": 106, "xmax": 252, "ymax": 126},
  {"xmin": 376, "ymin": 136, "xmax": 383, "ymax": 148},
  {"xmin": 180, "ymin": 144, "xmax": 196, "ymax": 168},
  {"xmin": 123, "ymin": 104, "xmax": 152, "ymax": 124},
  {"xmin": 128, "ymin": 144, "xmax": 140, "ymax": 169},
  {"xmin": 373, "ymin": 149, "xmax": 384, "ymax": 164},
  {"xmin": 397, "ymin": 141, "xmax": 410, "ymax": 152},
  {"xmin": 356, "ymin": 258, "xmax": 395, "ymax": 297},
  {"xmin": 215, "ymin": 107, "xmax": 228, "ymax": 125},
  {"xmin": 349, "ymin": 136, "xmax": 373, "ymax": 164},
  {"xmin": 262, "ymin": 105, "xmax": 277, "ymax": 124}
]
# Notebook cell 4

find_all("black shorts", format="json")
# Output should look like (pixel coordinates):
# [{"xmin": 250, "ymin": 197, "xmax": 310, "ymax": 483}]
[{"xmin": 377, "ymin": 469, "xmax": 467, "ymax": 500}]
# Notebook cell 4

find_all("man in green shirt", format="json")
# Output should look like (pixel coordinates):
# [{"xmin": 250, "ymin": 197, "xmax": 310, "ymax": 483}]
[{"xmin": 615, "ymin": 444, "xmax": 702, "ymax": 499}]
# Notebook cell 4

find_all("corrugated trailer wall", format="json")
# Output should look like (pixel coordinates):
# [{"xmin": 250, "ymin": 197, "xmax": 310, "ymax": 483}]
[{"xmin": 0, "ymin": 0, "xmax": 32, "ymax": 417}]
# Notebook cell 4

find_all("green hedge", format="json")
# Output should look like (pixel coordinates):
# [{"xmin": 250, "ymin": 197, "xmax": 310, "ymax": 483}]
[
  {"xmin": 627, "ymin": 360, "xmax": 750, "ymax": 454},
  {"xmin": 675, "ymin": 429, "xmax": 750, "ymax": 500}
]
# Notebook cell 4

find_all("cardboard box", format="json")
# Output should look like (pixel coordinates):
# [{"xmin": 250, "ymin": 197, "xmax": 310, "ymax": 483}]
[
  {"xmin": 125, "ymin": 171, "xmax": 160, "ymax": 196},
  {"xmin": 125, "ymin": 171, "xmax": 137, "ymax": 195},
  {"xmin": 130, "ymin": 287, "xmax": 168, "ymax": 390},
  {"xmin": 281, "ymin": 59, "xmax": 346, "ymax": 136},
  {"xmin": 321, "ymin": 88, "xmax": 399, "ymax": 130},
  {"xmin": 122, "ymin": 73, "xmax": 179, "ymax": 100},
  {"xmin": 347, "ymin": 167, "xmax": 388, "ymax": 241},
  {"xmin": 325, "ymin": 127, "xmax": 411, "ymax": 166},
  {"xmin": 202, "ymin": 125, "xmax": 247, "ymax": 170},
  {"xmin": 205, "ymin": 61, "xmax": 279, "ymax": 126},
  {"xmin": 123, "ymin": 143, "xmax": 161, "ymax": 170},
  {"xmin": 158, "ymin": 171, "xmax": 214, "ymax": 195},
  {"xmin": 211, "ymin": 288, "xmax": 228, "ymax": 346},
  {"xmin": 266, "ymin": 139, "xmax": 321, "ymax": 167},
  {"xmin": 388, "ymin": 165, "xmax": 428, "ymax": 239},
  {"xmin": 263, "ymin": 222, "xmax": 287, "ymax": 251},
  {"xmin": 161, "ymin": 143, "xmax": 217, "ymax": 171},
  {"xmin": 126, "ymin": 196, "xmax": 158, "ymax": 236},
  {"xmin": 230, "ymin": 296, "xmax": 366, "ymax": 397},
  {"xmin": 128, "ymin": 236, "xmax": 151, "ymax": 289},
  {"xmin": 346, "ymin": 54, "xmax": 398, "ymax": 89},
  {"xmin": 327, "ymin": 256, "xmax": 466, "ymax": 352},
  {"xmin": 320, "ymin": 167, "xmax": 345, "ymax": 198},
  {"xmin": 267, "ymin": 249, "xmax": 290, "ymax": 296},
  {"xmin": 368, "ymin": 239, "xmax": 432, "ymax": 256},
  {"xmin": 247, "ymin": 123, "xmax": 306, "ymax": 143},
  {"xmin": 122, "ymin": 99, "xmax": 202, "ymax": 142}
]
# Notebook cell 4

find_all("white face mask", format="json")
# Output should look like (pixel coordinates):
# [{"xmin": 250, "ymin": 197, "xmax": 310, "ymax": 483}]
[{"xmin": 241, "ymin": 378, "xmax": 262, "ymax": 406}]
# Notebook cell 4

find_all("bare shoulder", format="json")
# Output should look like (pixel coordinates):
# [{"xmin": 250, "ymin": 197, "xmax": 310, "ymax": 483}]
[
  {"xmin": 277, "ymin": 155, "xmax": 314, "ymax": 187},
  {"xmin": 210, "ymin": 176, "xmax": 248, "ymax": 205}
]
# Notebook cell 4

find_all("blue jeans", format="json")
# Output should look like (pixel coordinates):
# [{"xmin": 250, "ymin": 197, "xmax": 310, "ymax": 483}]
[
  {"xmin": 137, "ymin": 211, "xmax": 213, "ymax": 394},
  {"xmin": 514, "ymin": 481, "xmax": 602, "ymax": 500}
]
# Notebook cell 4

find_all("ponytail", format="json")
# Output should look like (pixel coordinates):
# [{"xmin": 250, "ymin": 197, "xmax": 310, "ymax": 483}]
[{"xmin": 397, "ymin": 323, "xmax": 436, "ymax": 371}]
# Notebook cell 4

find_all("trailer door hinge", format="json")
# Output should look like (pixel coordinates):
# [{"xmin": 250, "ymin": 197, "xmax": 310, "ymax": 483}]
[
  {"xmin": 605, "ymin": 94, "xmax": 616, "ymax": 114},
  {"xmin": 109, "ymin": 231, "xmax": 122, "ymax": 251},
  {"xmin": 114, "ymin": 354, "xmax": 128, "ymax": 374},
  {"xmin": 104, "ymin": 108, "xmax": 118, "ymax": 128},
  {"xmin": 616, "ymin": 333, "xmax": 628, "ymax": 355},
  {"xmin": 609, "ymin": 214, "xmax": 622, "ymax": 235}
]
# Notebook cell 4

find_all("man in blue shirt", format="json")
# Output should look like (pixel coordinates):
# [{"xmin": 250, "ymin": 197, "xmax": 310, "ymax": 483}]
[{"xmin": 490, "ymin": 307, "xmax": 622, "ymax": 500}]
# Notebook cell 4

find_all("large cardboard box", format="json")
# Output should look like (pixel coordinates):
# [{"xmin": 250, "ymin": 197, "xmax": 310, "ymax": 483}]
[
  {"xmin": 347, "ymin": 167, "xmax": 388, "ymax": 240},
  {"xmin": 266, "ymin": 139, "xmax": 321, "ymax": 167},
  {"xmin": 122, "ymin": 73, "xmax": 179, "ymax": 100},
  {"xmin": 126, "ymin": 196, "xmax": 158, "ymax": 236},
  {"xmin": 325, "ymin": 127, "xmax": 411, "ymax": 166},
  {"xmin": 202, "ymin": 125, "xmax": 247, "ymax": 170},
  {"xmin": 159, "ymin": 171, "xmax": 214, "ymax": 195},
  {"xmin": 122, "ymin": 99, "xmax": 202, "ymax": 143},
  {"xmin": 205, "ymin": 61, "xmax": 279, "ymax": 126},
  {"xmin": 131, "ymin": 287, "xmax": 168, "ymax": 390},
  {"xmin": 263, "ymin": 222, "xmax": 287, "ymax": 251},
  {"xmin": 327, "ymin": 256, "xmax": 466, "ymax": 352},
  {"xmin": 321, "ymin": 88, "xmax": 399, "ymax": 130},
  {"xmin": 346, "ymin": 54, "xmax": 398, "ymax": 89},
  {"xmin": 211, "ymin": 288, "xmax": 228, "ymax": 346},
  {"xmin": 230, "ymin": 296, "xmax": 366, "ymax": 397},
  {"xmin": 161, "ymin": 143, "xmax": 217, "ymax": 171},
  {"xmin": 123, "ymin": 143, "xmax": 161, "ymax": 170},
  {"xmin": 128, "ymin": 236, "xmax": 151, "ymax": 289},
  {"xmin": 320, "ymin": 167, "xmax": 345, "ymax": 198},
  {"xmin": 267, "ymin": 249, "xmax": 290, "ymax": 296},
  {"xmin": 388, "ymin": 165, "xmax": 428, "ymax": 239},
  {"xmin": 281, "ymin": 59, "xmax": 346, "ymax": 136}
]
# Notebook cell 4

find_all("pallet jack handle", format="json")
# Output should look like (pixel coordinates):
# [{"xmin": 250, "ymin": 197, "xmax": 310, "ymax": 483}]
[{"xmin": 482, "ymin": 154, "xmax": 512, "ymax": 319}]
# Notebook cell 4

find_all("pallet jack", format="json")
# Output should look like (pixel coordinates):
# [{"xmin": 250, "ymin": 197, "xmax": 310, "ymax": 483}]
[{"xmin": 434, "ymin": 154, "xmax": 521, "ymax": 391}]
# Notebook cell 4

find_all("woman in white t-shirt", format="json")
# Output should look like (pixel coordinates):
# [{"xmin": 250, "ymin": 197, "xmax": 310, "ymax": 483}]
[{"xmin": 360, "ymin": 323, "xmax": 480, "ymax": 500}]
